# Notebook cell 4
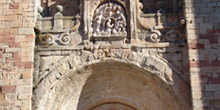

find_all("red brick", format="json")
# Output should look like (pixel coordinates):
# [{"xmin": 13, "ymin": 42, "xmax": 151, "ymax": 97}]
[
  {"xmin": 189, "ymin": 61, "xmax": 199, "ymax": 67},
  {"xmin": 209, "ymin": 36, "xmax": 218, "ymax": 44},
  {"xmin": 13, "ymin": 52, "xmax": 24, "ymax": 68},
  {"xmin": 25, "ymin": 62, "xmax": 33, "ymax": 69},
  {"xmin": 26, "ymin": 34, "xmax": 34, "ymax": 42},
  {"xmin": 9, "ymin": 3, "xmax": 19, "ymax": 9},
  {"xmin": 188, "ymin": 43, "xmax": 204, "ymax": 49},
  {"xmin": 208, "ymin": 78, "xmax": 220, "ymax": 84},
  {"xmin": 2, "ymin": 37, "xmax": 15, "ymax": 43},
  {"xmin": 1, "ymin": 85, "xmax": 16, "ymax": 93},
  {"xmin": 200, "ymin": 61, "xmax": 212, "ymax": 67},
  {"xmin": 14, "ymin": 61, "xmax": 24, "ymax": 68},
  {"xmin": 212, "ymin": 61, "xmax": 220, "ymax": 67},
  {"xmin": 13, "ymin": 52, "xmax": 21, "ymax": 60},
  {"xmin": 199, "ymin": 34, "xmax": 213, "ymax": 39},
  {"xmin": 0, "ymin": 29, "xmax": 10, "ymax": 36},
  {"xmin": 190, "ymin": 61, "xmax": 212, "ymax": 67},
  {"xmin": 9, "ymin": 42, "xmax": 19, "ymax": 47},
  {"xmin": 207, "ymin": 29, "xmax": 218, "ymax": 34},
  {"xmin": 199, "ymin": 74, "xmax": 210, "ymax": 78}
]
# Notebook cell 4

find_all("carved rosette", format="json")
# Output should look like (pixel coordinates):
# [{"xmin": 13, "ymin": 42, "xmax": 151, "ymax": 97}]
[{"xmin": 92, "ymin": 2, "xmax": 127, "ymax": 40}]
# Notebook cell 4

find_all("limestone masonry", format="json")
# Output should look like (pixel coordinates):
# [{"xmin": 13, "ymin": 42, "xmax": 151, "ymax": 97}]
[{"xmin": 0, "ymin": 0, "xmax": 220, "ymax": 110}]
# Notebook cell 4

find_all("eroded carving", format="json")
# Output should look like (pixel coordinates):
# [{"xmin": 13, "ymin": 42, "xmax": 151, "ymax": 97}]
[
  {"xmin": 38, "ymin": 34, "xmax": 55, "ymax": 45},
  {"xmin": 92, "ymin": 2, "xmax": 127, "ymax": 37},
  {"xmin": 59, "ymin": 32, "xmax": 71, "ymax": 45},
  {"xmin": 165, "ymin": 30, "xmax": 185, "ymax": 41}
]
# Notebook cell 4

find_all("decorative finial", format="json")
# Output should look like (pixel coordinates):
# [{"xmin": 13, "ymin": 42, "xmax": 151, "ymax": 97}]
[
  {"xmin": 38, "ymin": 6, "xmax": 43, "ymax": 13},
  {"xmin": 56, "ymin": 5, "xmax": 63, "ymax": 13}
]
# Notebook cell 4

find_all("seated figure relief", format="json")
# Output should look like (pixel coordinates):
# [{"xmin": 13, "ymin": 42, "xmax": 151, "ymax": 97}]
[{"xmin": 92, "ymin": 2, "xmax": 127, "ymax": 36}]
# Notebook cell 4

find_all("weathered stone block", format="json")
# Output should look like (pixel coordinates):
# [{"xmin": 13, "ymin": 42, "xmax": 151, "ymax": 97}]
[{"xmin": 18, "ymin": 28, "xmax": 33, "ymax": 35}]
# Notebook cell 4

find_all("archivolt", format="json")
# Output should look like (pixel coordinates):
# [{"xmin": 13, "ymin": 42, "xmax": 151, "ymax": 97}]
[{"xmin": 32, "ymin": 50, "xmax": 190, "ymax": 110}]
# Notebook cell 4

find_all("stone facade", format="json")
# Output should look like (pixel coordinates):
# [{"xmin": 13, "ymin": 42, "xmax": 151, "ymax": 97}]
[{"xmin": 0, "ymin": 0, "xmax": 219, "ymax": 110}]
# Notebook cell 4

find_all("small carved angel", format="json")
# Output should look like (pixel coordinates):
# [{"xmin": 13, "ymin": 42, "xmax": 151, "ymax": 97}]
[{"xmin": 106, "ymin": 19, "xmax": 114, "ymax": 34}]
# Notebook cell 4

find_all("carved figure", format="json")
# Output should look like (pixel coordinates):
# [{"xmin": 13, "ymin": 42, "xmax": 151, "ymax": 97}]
[
  {"xmin": 115, "ymin": 10, "xmax": 126, "ymax": 33},
  {"xmin": 106, "ymin": 19, "xmax": 114, "ymax": 34},
  {"xmin": 70, "ymin": 14, "xmax": 81, "ymax": 33}
]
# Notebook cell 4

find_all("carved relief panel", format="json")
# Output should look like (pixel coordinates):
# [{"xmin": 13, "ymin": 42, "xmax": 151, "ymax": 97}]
[
  {"xmin": 92, "ymin": 2, "xmax": 127, "ymax": 40},
  {"xmin": 81, "ymin": 0, "xmax": 130, "ymax": 45}
]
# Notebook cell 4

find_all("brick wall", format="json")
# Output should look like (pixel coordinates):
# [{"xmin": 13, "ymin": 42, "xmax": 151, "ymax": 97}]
[
  {"xmin": 0, "ymin": 0, "xmax": 35, "ymax": 109},
  {"xmin": 185, "ymin": 0, "xmax": 220, "ymax": 109}
]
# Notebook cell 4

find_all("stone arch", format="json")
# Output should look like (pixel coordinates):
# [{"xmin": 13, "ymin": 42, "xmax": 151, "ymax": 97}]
[
  {"xmin": 88, "ymin": 102, "xmax": 138, "ymax": 110},
  {"xmin": 32, "ymin": 50, "xmax": 190, "ymax": 110},
  {"xmin": 32, "ymin": 50, "xmax": 191, "ymax": 110},
  {"xmin": 75, "ymin": 61, "xmax": 189, "ymax": 110}
]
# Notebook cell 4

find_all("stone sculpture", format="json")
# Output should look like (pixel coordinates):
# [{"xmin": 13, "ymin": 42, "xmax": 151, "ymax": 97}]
[{"xmin": 92, "ymin": 2, "xmax": 127, "ymax": 36}]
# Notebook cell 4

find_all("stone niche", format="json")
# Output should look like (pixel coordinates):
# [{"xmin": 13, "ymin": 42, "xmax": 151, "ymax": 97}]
[
  {"xmin": 92, "ymin": 2, "xmax": 127, "ymax": 42},
  {"xmin": 83, "ymin": 0, "xmax": 130, "ymax": 45}
]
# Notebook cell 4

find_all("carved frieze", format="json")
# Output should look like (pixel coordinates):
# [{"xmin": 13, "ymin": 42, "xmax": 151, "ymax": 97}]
[{"xmin": 92, "ymin": 2, "xmax": 127, "ymax": 40}]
